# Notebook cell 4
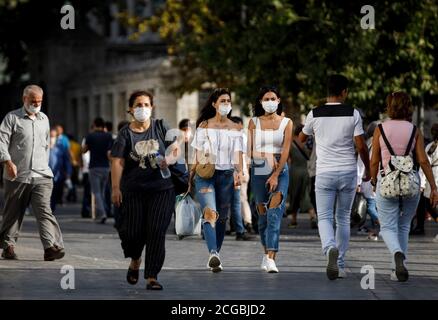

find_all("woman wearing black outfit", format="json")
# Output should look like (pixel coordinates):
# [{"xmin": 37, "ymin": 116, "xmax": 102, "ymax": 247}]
[{"xmin": 111, "ymin": 90, "xmax": 178, "ymax": 290}]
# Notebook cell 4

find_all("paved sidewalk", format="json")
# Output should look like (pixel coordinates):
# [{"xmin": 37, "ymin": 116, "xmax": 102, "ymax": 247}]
[{"xmin": 1, "ymin": 196, "xmax": 438, "ymax": 300}]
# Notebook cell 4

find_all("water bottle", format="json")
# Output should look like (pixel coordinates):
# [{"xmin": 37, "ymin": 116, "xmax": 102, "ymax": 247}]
[{"xmin": 155, "ymin": 153, "xmax": 171, "ymax": 179}]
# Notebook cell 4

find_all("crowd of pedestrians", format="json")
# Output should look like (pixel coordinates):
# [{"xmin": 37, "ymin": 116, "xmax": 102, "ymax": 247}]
[{"xmin": 1, "ymin": 76, "xmax": 438, "ymax": 290}]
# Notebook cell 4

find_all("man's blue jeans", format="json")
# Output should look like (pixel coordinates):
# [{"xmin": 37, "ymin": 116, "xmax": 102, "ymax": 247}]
[
  {"xmin": 315, "ymin": 170, "xmax": 357, "ymax": 269},
  {"xmin": 194, "ymin": 170, "xmax": 234, "ymax": 253},
  {"xmin": 250, "ymin": 159, "xmax": 289, "ymax": 252},
  {"xmin": 89, "ymin": 167, "xmax": 110, "ymax": 219}
]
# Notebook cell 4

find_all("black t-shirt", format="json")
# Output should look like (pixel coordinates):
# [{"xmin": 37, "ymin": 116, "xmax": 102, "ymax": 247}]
[
  {"xmin": 111, "ymin": 119, "xmax": 175, "ymax": 192},
  {"xmin": 85, "ymin": 131, "xmax": 114, "ymax": 168}
]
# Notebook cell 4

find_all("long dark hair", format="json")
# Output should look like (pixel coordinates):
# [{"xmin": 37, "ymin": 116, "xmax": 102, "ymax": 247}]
[
  {"xmin": 253, "ymin": 86, "xmax": 283, "ymax": 117},
  {"xmin": 196, "ymin": 88, "xmax": 231, "ymax": 128}
]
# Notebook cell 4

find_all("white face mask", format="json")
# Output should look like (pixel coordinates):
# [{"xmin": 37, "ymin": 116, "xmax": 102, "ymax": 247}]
[
  {"xmin": 261, "ymin": 100, "xmax": 279, "ymax": 114},
  {"xmin": 218, "ymin": 103, "xmax": 232, "ymax": 116},
  {"xmin": 25, "ymin": 104, "xmax": 41, "ymax": 114},
  {"xmin": 133, "ymin": 107, "xmax": 152, "ymax": 122}
]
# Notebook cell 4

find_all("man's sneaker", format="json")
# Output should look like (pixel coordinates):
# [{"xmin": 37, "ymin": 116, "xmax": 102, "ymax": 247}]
[
  {"xmin": 433, "ymin": 234, "xmax": 438, "ymax": 243},
  {"xmin": 1, "ymin": 246, "xmax": 17, "ymax": 260},
  {"xmin": 326, "ymin": 247, "xmax": 339, "ymax": 280},
  {"xmin": 44, "ymin": 246, "xmax": 65, "ymax": 261},
  {"xmin": 265, "ymin": 257, "xmax": 279, "ymax": 273},
  {"xmin": 260, "ymin": 255, "xmax": 268, "ymax": 271},
  {"xmin": 210, "ymin": 264, "xmax": 223, "ymax": 273},
  {"xmin": 338, "ymin": 268, "xmax": 347, "ymax": 278},
  {"xmin": 207, "ymin": 251, "xmax": 221, "ymax": 270},
  {"xmin": 394, "ymin": 251, "xmax": 409, "ymax": 282},
  {"xmin": 236, "ymin": 233, "xmax": 254, "ymax": 241},
  {"xmin": 390, "ymin": 270, "xmax": 398, "ymax": 281}
]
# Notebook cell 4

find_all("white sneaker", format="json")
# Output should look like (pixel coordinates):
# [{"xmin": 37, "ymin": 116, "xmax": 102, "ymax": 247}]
[
  {"xmin": 265, "ymin": 257, "xmax": 279, "ymax": 273},
  {"xmin": 260, "ymin": 255, "xmax": 268, "ymax": 271},
  {"xmin": 390, "ymin": 270, "xmax": 398, "ymax": 281},
  {"xmin": 207, "ymin": 251, "xmax": 221, "ymax": 271},
  {"xmin": 433, "ymin": 235, "xmax": 438, "ymax": 243},
  {"xmin": 338, "ymin": 268, "xmax": 347, "ymax": 278}
]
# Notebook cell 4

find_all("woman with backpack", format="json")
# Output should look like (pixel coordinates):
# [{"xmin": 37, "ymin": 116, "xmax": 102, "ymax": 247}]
[{"xmin": 370, "ymin": 92, "xmax": 438, "ymax": 282}]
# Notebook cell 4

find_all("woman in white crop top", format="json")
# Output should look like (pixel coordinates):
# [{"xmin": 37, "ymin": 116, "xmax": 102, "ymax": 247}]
[
  {"xmin": 248, "ymin": 86, "xmax": 293, "ymax": 273},
  {"xmin": 188, "ymin": 88, "xmax": 244, "ymax": 273}
]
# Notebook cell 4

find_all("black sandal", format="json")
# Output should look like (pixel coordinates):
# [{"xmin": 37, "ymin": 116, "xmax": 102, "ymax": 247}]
[
  {"xmin": 146, "ymin": 280, "xmax": 163, "ymax": 290},
  {"xmin": 126, "ymin": 268, "xmax": 139, "ymax": 285},
  {"xmin": 126, "ymin": 260, "xmax": 141, "ymax": 285}
]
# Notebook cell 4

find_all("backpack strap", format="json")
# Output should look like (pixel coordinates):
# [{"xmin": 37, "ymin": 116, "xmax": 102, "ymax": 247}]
[
  {"xmin": 404, "ymin": 125, "xmax": 417, "ymax": 156},
  {"xmin": 378, "ymin": 124, "xmax": 395, "ymax": 156}
]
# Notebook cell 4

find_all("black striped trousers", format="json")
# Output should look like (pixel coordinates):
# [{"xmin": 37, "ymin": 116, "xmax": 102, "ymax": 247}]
[{"xmin": 117, "ymin": 188, "xmax": 175, "ymax": 279}]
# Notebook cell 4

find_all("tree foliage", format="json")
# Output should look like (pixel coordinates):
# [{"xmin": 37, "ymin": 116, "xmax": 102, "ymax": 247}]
[{"xmin": 126, "ymin": 0, "xmax": 438, "ymax": 119}]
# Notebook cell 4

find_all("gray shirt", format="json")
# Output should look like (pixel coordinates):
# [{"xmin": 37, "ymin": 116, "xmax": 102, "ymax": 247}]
[{"xmin": 0, "ymin": 107, "xmax": 53, "ymax": 183}]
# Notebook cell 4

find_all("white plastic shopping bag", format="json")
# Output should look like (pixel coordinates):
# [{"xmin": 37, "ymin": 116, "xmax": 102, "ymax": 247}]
[{"xmin": 175, "ymin": 194, "xmax": 202, "ymax": 237}]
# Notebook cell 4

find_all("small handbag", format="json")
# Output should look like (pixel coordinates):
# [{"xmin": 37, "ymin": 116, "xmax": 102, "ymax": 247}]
[{"xmin": 195, "ymin": 121, "xmax": 216, "ymax": 179}]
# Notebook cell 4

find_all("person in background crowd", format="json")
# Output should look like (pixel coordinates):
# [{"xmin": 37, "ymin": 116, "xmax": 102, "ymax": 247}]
[
  {"xmin": 66, "ymin": 134, "xmax": 81, "ymax": 203},
  {"xmin": 0, "ymin": 85, "xmax": 65, "ymax": 261},
  {"xmin": 55, "ymin": 124, "xmax": 70, "ymax": 152},
  {"xmin": 179, "ymin": 119, "xmax": 192, "ymax": 168},
  {"xmin": 53, "ymin": 124, "xmax": 70, "ymax": 206},
  {"xmin": 80, "ymin": 138, "xmax": 91, "ymax": 218},
  {"xmin": 230, "ymin": 116, "xmax": 254, "ymax": 240},
  {"xmin": 82, "ymin": 117, "xmax": 113, "ymax": 224},
  {"xmin": 248, "ymin": 86, "xmax": 293, "ymax": 273},
  {"xmin": 307, "ymin": 138, "xmax": 317, "ymax": 223},
  {"xmin": 412, "ymin": 123, "xmax": 438, "ymax": 235},
  {"xmin": 111, "ymin": 90, "xmax": 179, "ymax": 290},
  {"xmin": 188, "ymin": 88, "xmax": 244, "ymax": 273},
  {"xmin": 288, "ymin": 123, "xmax": 317, "ymax": 229},
  {"xmin": 370, "ymin": 91, "xmax": 438, "ymax": 282},
  {"xmin": 49, "ymin": 127, "xmax": 72, "ymax": 212},
  {"xmin": 104, "ymin": 121, "xmax": 115, "ymax": 218},
  {"xmin": 299, "ymin": 75, "xmax": 371, "ymax": 280},
  {"xmin": 111, "ymin": 120, "xmax": 130, "ymax": 227},
  {"xmin": 357, "ymin": 121, "xmax": 380, "ymax": 240}
]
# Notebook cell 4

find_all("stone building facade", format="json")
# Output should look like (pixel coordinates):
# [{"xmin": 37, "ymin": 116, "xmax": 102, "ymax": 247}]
[{"xmin": 26, "ymin": 0, "xmax": 202, "ymax": 141}]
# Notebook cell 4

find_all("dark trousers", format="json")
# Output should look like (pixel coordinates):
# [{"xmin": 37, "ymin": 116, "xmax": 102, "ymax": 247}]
[
  {"xmin": 413, "ymin": 193, "xmax": 438, "ymax": 230},
  {"xmin": 117, "ymin": 188, "xmax": 175, "ymax": 279},
  {"xmin": 50, "ymin": 179, "xmax": 65, "ymax": 212}
]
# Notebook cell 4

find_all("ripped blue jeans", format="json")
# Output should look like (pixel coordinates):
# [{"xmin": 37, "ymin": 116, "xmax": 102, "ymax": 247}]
[
  {"xmin": 250, "ymin": 158, "xmax": 289, "ymax": 252},
  {"xmin": 194, "ymin": 169, "xmax": 234, "ymax": 253}
]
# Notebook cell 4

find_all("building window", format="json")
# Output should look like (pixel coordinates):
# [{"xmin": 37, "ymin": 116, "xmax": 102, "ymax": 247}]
[
  {"xmin": 71, "ymin": 97, "xmax": 78, "ymax": 134},
  {"xmin": 94, "ymin": 95, "xmax": 101, "ymax": 117},
  {"xmin": 118, "ymin": 91, "xmax": 127, "ymax": 121},
  {"xmin": 106, "ymin": 93, "xmax": 114, "ymax": 121}
]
